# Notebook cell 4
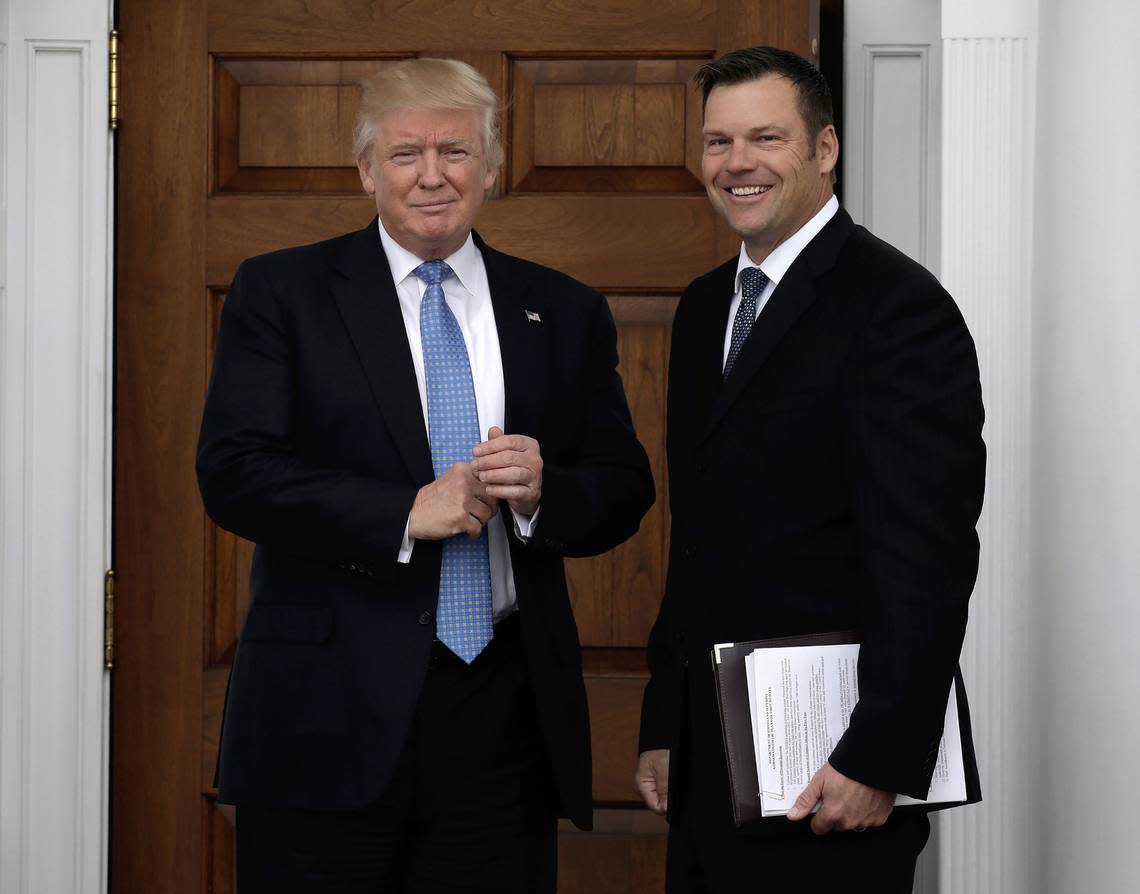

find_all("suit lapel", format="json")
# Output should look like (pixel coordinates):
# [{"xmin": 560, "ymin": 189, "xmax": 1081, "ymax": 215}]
[
  {"xmin": 687, "ymin": 260, "xmax": 737, "ymax": 432},
  {"xmin": 702, "ymin": 209, "xmax": 855, "ymax": 441},
  {"xmin": 330, "ymin": 220, "xmax": 434, "ymax": 484},
  {"xmin": 476, "ymin": 233, "xmax": 547, "ymax": 438}
]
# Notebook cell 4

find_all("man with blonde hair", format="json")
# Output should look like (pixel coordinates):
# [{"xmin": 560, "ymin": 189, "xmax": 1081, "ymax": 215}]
[{"xmin": 198, "ymin": 57, "xmax": 654, "ymax": 893}]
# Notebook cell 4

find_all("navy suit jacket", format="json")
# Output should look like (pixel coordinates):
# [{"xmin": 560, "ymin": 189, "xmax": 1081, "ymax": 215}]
[
  {"xmin": 640, "ymin": 208, "xmax": 984, "ymax": 821},
  {"xmin": 197, "ymin": 220, "xmax": 654, "ymax": 829}
]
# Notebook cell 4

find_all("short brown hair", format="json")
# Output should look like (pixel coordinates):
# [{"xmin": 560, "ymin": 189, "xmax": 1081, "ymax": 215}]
[{"xmin": 695, "ymin": 46, "xmax": 834, "ymax": 145}]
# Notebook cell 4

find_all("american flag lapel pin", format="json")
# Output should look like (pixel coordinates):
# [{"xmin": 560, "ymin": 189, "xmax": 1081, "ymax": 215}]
[{"xmin": 525, "ymin": 309, "xmax": 542, "ymax": 323}]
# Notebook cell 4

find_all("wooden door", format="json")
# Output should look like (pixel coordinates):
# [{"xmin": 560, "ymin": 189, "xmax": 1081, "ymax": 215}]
[{"xmin": 112, "ymin": 2, "xmax": 818, "ymax": 891}]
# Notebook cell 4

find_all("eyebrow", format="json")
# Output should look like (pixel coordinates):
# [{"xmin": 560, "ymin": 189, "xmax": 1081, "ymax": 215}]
[
  {"xmin": 383, "ymin": 137, "xmax": 476, "ymax": 152},
  {"xmin": 702, "ymin": 125, "xmax": 789, "ymax": 138}
]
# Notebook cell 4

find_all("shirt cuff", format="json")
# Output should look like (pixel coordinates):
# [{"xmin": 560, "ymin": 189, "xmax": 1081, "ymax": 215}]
[
  {"xmin": 398, "ymin": 517, "xmax": 414, "ymax": 563},
  {"xmin": 511, "ymin": 505, "xmax": 540, "ymax": 541}
]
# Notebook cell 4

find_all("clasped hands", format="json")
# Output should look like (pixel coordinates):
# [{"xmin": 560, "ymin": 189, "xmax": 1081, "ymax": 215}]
[
  {"xmin": 408, "ymin": 426, "xmax": 543, "ymax": 540},
  {"xmin": 635, "ymin": 750, "xmax": 893, "ymax": 835}
]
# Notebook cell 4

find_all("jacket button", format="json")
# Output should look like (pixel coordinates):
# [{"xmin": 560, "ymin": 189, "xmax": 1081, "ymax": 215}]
[
  {"xmin": 683, "ymin": 545, "xmax": 697, "ymax": 558},
  {"xmin": 417, "ymin": 610, "xmax": 433, "ymax": 626}
]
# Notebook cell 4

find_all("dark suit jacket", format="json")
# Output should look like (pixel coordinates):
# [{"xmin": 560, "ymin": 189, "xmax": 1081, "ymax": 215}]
[
  {"xmin": 639, "ymin": 208, "xmax": 984, "ymax": 823},
  {"xmin": 197, "ymin": 220, "xmax": 654, "ymax": 830}
]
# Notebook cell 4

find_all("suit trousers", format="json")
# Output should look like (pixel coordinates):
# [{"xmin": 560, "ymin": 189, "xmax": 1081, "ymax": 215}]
[
  {"xmin": 666, "ymin": 807, "xmax": 930, "ymax": 894},
  {"xmin": 235, "ymin": 613, "xmax": 558, "ymax": 893}
]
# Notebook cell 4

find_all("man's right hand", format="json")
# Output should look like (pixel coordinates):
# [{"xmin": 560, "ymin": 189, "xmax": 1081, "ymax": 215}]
[
  {"xmin": 409, "ymin": 463, "xmax": 499, "ymax": 540},
  {"xmin": 635, "ymin": 749, "xmax": 670, "ymax": 815}
]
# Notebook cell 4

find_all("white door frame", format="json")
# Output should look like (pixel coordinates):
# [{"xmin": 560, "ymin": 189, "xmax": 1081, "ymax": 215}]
[{"xmin": 0, "ymin": 1, "xmax": 113, "ymax": 892}]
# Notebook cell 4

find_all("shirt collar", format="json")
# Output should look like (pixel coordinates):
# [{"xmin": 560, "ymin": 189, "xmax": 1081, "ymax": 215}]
[
  {"xmin": 376, "ymin": 219, "xmax": 481, "ymax": 294},
  {"xmin": 734, "ymin": 194, "xmax": 840, "ymax": 291}
]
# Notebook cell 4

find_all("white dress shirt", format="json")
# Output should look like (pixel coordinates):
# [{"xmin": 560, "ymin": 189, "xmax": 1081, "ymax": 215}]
[
  {"xmin": 378, "ymin": 221, "xmax": 534, "ymax": 620},
  {"xmin": 722, "ymin": 195, "xmax": 840, "ymax": 368}
]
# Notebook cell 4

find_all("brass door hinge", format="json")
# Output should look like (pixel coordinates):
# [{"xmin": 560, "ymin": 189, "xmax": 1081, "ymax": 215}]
[
  {"xmin": 109, "ymin": 30, "xmax": 120, "ymax": 130},
  {"xmin": 104, "ymin": 569, "xmax": 116, "ymax": 669}
]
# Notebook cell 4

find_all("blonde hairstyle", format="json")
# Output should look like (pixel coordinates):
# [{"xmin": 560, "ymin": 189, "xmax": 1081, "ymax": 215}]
[{"xmin": 352, "ymin": 58, "xmax": 504, "ymax": 171}]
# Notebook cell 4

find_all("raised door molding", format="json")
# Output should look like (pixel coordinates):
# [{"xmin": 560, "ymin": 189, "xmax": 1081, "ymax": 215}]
[{"xmin": 844, "ymin": 0, "xmax": 941, "ymax": 273}]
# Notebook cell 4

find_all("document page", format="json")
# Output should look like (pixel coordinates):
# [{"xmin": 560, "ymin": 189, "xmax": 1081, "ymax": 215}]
[{"xmin": 744, "ymin": 644, "xmax": 966, "ymax": 817}]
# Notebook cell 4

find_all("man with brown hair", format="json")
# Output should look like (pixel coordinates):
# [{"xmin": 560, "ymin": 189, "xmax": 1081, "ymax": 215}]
[{"xmin": 636, "ymin": 46, "xmax": 984, "ymax": 891}]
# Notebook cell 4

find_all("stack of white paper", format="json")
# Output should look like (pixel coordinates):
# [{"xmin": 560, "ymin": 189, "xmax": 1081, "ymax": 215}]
[{"xmin": 743, "ymin": 643, "xmax": 966, "ymax": 817}]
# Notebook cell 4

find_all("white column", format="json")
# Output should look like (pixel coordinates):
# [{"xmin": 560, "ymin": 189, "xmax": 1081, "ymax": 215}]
[
  {"xmin": 0, "ymin": 2, "xmax": 112, "ymax": 893},
  {"xmin": 937, "ymin": 2, "xmax": 1036, "ymax": 892},
  {"xmin": 1031, "ymin": 2, "xmax": 1140, "ymax": 892}
]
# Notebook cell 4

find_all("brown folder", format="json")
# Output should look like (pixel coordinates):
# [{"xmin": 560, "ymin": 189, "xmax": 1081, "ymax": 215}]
[
  {"xmin": 712, "ymin": 630, "xmax": 976, "ymax": 827},
  {"xmin": 711, "ymin": 631, "xmax": 858, "ymax": 827}
]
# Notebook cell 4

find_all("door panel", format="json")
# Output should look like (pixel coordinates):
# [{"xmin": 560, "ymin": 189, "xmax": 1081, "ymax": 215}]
[
  {"xmin": 114, "ymin": 2, "xmax": 818, "ymax": 891},
  {"xmin": 205, "ymin": 195, "xmax": 722, "ymax": 288}
]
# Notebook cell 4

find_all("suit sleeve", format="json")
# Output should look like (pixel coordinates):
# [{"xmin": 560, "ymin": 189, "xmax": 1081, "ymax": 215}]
[
  {"xmin": 638, "ymin": 565, "xmax": 682, "ymax": 752},
  {"xmin": 532, "ymin": 292, "xmax": 655, "ymax": 558},
  {"xmin": 828, "ymin": 271, "xmax": 986, "ymax": 798},
  {"xmin": 196, "ymin": 258, "xmax": 417, "ymax": 565},
  {"xmin": 638, "ymin": 291, "xmax": 694, "ymax": 753}
]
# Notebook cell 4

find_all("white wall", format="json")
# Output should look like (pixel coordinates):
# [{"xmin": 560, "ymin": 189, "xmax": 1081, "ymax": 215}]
[
  {"xmin": 0, "ymin": 1, "xmax": 112, "ymax": 892},
  {"xmin": 1032, "ymin": 1, "xmax": 1140, "ymax": 891}
]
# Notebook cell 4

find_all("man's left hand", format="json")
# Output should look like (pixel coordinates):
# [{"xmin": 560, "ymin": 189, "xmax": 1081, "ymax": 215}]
[
  {"xmin": 785, "ymin": 762, "xmax": 894, "ymax": 835},
  {"xmin": 472, "ymin": 426, "xmax": 543, "ymax": 516}
]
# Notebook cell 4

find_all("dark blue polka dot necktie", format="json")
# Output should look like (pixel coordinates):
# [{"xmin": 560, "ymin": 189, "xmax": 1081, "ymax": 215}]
[{"xmin": 724, "ymin": 266, "xmax": 769, "ymax": 379}]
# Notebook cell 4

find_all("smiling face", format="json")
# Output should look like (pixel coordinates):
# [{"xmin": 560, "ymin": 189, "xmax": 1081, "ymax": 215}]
[
  {"xmin": 701, "ymin": 75, "xmax": 838, "ymax": 263},
  {"xmin": 356, "ymin": 107, "xmax": 497, "ymax": 259}
]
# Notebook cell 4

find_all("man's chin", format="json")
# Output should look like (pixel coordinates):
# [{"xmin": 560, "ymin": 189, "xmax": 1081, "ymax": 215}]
[
  {"xmin": 407, "ymin": 225, "xmax": 471, "ymax": 258},
  {"xmin": 725, "ymin": 218, "xmax": 772, "ymax": 244},
  {"xmin": 710, "ymin": 202, "xmax": 766, "ymax": 238}
]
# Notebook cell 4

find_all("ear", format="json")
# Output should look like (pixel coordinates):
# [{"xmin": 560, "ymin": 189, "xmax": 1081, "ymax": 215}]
[
  {"xmin": 816, "ymin": 124, "xmax": 839, "ymax": 177},
  {"xmin": 356, "ymin": 154, "xmax": 376, "ymax": 195},
  {"xmin": 482, "ymin": 162, "xmax": 497, "ymax": 194}
]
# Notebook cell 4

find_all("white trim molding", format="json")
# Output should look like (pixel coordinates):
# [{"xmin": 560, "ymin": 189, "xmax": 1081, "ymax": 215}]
[
  {"xmin": 843, "ymin": 0, "xmax": 942, "ymax": 275},
  {"xmin": 1, "ymin": 3, "xmax": 112, "ymax": 894}
]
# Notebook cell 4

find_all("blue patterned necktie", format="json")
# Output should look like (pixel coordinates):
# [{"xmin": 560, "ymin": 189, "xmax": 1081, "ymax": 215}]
[
  {"xmin": 723, "ymin": 266, "xmax": 769, "ymax": 379},
  {"xmin": 414, "ymin": 260, "xmax": 493, "ymax": 663}
]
